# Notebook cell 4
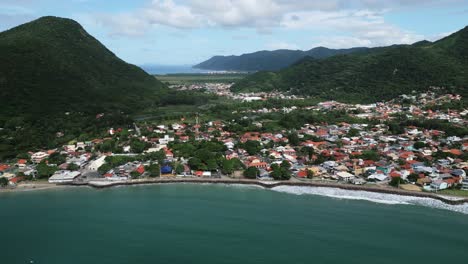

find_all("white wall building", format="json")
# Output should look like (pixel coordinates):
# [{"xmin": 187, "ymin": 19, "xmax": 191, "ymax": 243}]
[{"xmin": 88, "ymin": 156, "xmax": 106, "ymax": 171}]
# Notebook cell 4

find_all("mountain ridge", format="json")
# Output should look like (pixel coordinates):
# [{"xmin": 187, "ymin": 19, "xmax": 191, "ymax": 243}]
[
  {"xmin": 231, "ymin": 26, "xmax": 468, "ymax": 103},
  {"xmin": 194, "ymin": 47, "xmax": 369, "ymax": 71}
]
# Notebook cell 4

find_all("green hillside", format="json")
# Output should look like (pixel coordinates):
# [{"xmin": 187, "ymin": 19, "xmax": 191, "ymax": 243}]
[
  {"xmin": 232, "ymin": 26, "xmax": 468, "ymax": 102},
  {"xmin": 0, "ymin": 16, "xmax": 167, "ymax": 158},
  {"xmin": 0, "ymin": 16, "xmax": 167, "ymax": 116}
]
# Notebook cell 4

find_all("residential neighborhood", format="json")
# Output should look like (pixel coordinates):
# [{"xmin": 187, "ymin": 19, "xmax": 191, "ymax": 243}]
[{"xmin": 1, "ymin": 91, "xmax": 466, "ymax": 197}]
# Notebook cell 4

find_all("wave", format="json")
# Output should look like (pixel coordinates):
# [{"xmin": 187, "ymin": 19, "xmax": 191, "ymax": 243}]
[{"xmin": 271, "ymin": 186, "xmax": 468, "ymax": 215}]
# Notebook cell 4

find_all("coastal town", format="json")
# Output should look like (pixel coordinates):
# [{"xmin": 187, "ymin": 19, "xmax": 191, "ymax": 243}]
[{"xmin": 1, "ymin": 88, "xmax": 467, "ymax": 197}]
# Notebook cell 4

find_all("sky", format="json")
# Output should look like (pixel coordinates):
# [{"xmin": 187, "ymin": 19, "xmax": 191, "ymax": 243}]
[{"xmin": 1, "ymin": 0, "xmax": 468, "ymax": 65}]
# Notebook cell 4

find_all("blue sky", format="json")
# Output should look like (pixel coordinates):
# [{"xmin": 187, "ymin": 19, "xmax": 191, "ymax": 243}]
[{"xmin": 1, "ymin": 0, "xmax": 467, "ymax": 65}]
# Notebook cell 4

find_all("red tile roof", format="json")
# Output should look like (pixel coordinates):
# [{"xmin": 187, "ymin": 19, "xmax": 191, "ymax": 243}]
[
  {"xmin": 297, "ymin": 170, "xmax": 308, "ymax": 178},
  {"xmin": 9, "ymin": 177, "xmax": 24, "ymax": 184},
  {"xmin": 136, "ymin": 165, "xmax": 145, "ymax": 175},
  {"xmin": 0, "ymin": 164, "xmax": 10, "ymax": 171}
]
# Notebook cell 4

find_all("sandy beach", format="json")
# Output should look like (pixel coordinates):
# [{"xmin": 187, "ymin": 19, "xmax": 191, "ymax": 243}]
[{"xmin": 0, "ymin": 181, "xmax": 68, "ymax": 193}]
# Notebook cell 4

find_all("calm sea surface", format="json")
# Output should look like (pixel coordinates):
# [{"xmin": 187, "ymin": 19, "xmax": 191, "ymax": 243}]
[{"xmin": 1, "ymin": 184, "xmax": 467, "ymax": 264}]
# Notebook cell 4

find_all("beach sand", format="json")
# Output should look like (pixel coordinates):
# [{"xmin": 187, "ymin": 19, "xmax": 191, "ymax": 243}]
[{"xmin": 0, "ymin": 182, "xmax": 66, "ymax": 193}]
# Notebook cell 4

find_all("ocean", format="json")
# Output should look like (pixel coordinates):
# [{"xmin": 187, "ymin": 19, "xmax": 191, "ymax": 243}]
[
  {"xmin": 1, "ymin": 184, "xmax": 467, "ymax": 264},
  {"xmin": 140, "ymin": 65, "xmax": 208, "ymax": 75}
]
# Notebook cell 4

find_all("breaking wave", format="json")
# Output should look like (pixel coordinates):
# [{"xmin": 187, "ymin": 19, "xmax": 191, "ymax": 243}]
[{"xmin": 271, "ymin": 186, "xmax": 468, "ymax": 215}]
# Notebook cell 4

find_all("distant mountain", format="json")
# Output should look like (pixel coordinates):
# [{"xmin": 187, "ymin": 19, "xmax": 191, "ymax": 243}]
[
  {"xmin": 232, "ymin": 26, "xmax": 468, "ymax": 103},
  {"xmin": 194, "ymin": 47, "xmax": 369, "ymax": 71},
  {"xmin": 0, "ymin": 16, "xmax": 167, "ymax": 117}
]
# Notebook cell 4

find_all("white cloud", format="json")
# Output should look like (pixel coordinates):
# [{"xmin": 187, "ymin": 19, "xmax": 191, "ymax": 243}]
[
  {"xmin": 92, "ymin": 0, "xmax": 465, "ymax": 46},
  {"xmin": 266, "ymin": 41, "xmax": 300, "ymax": 50},
  {"xmin": 282, "ymin": 9, "xmax": 424, "ymax": 46}
]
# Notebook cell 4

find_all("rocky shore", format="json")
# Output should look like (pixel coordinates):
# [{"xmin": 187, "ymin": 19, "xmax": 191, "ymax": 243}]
[{"xmin": 67, "ymin": 178, "xmax": 468, "ymax": 205}]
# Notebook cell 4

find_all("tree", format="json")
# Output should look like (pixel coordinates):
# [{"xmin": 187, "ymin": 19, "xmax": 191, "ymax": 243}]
[
  {"xmin": 16, "ymin": 153, "xmax": 30, "ymax": 160},
  {"xmin": 270, "ymin": 169, "xmax": 283, "ymax": 180},
  {"xmin": 360, "ymin": 150, "xmax": 380, "ymax": 161},
  {"xmin": 407, "ymin": 173, "xmax": 419, "ymax": 183},
  {"xmin": 221, "ymin": 159, "xmax": 235, "ymax": 175},
  {"xmin": 188, "ymin": 158, "xmax": 202, "ymax": 170},
  {"xmin": 130, "ymin": 140, "xmax": 147, "ymax": 153},
  {"xmin": 288, "ymin": 132, "xmax": 300, "ymax": 146},
  {"xmin": 413, "ymin": 141, "xmax": 426, "ymax": 149},
  {"xmin": 279, "ymin": 168, "xmax": 291, "ymax": 180},
  {"xmin": 281, "ymin": 160, "xmax": 291, "ymax": 169},
  {"xmin": 299, "ymin": 147, "xmax": 314, "ymax": 160},
  {"xmin": 307, "ymin": 170, "xmax": 315, "ymax": 179},
  {"xmin": 389, "ymin": 177, "xmax": 405, "ymax": 187},
  {"xmin": 244, "ymin": 167, "xmax": 259, "ymax": 179},
  {"xmin": 146, "ymin": 163, "xmax": 160, "ymax": 177},
  {"xmin": 0, "ymin": 177, "xmax": 8, "ymax": 187},
  {"xmin": 48, "ymin": 152, "xmax": 66, "ymax": 165},
  {"xmin": 36, "ymin": 162, "xmax": 58, "ymax": 179},
  {"xmin": 68, "ymin": 163, "xmax": 80, "ymax": 171},
  {"xmin": 175, "ymin": 163, "xmax": 185, "ymax": 175},
  {"xmin": 130, "ymin": 171, "xmax": 140, "ymax": 179},
  {"xmin": 243, "ymin": 140, "xmax": 262, "ymax": 155},
  {"xmin": 146, "ymin": 150, "xmax": 166, "ymax": 163},
  {"xmin": 270, "ymin": 163, "xmax": 291, "ymax": 180},
  {"xmin": 98, "ymin": 163, "xmax": 112, "ymax": 175},
  {"xmin": 347, "ymin": 128, "xmax": 360, "ymax": 137},
  {"xmin": 206, "ymin": 159, "xmax": 218, "ymax": 171}
]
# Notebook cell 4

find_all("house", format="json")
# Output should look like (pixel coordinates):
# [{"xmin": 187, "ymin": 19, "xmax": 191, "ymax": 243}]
[
  {"xmin": 194, "ymin": 171, "xmax": 211, "ymax": 177},
  {"xmin": 296, "ymin": 170, "xmax": 308, "ymax": 178},
  {"xmin": 88, "ymin": 156, "xmax": 106, "ymax": 171},
  {"xmin": 430, "ymin": 180, "xmax": 449, "ymax": 191},
  {"xmin": 462, "ymin": 179, "xmax": 468, "ymax": 191},
  {"xmin": 246, "ymin": 157, "xmax": 268, "ymax": 169},
  {"xmin": 9, "ymin": 176, "xmax": 25, "ymax": 185},
  {"xmin": 368, "ymin": 173, "xmax": 388, "ymax": 181},
  {"xmin": 48, "ymin": 171, "xmax": 81, "ymax": 183},
  {"xmin": 31, "ymin": 152, "xmax": 49, "ymax": 163},
  {"xmin": 165, "ymin": 149, "xmax": 174, "ymax": 160},
  {"xmin": 161, "ymin": 165, "xmax": 173, "ymax": 175},
  {"xmin": 1, "ymin": 164, "xmax": 11, "ymax": 173},
  {"xmin": 336, "ymin": 171, "xmax": 355, "ymax": 181},
  {"xmin": 16, "ymin": 159, "xmax": 27, "ymax": 169},
  {"xmin": 135, "ymin": 165, "xmax": 145, "ymax": 175}
]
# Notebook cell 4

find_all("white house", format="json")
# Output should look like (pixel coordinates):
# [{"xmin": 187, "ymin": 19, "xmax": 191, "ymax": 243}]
[
  {"xmin": 48, "ymin": 171, "xmax": 81, "ymax": 183},
  {"xmin": 88, "ymin": 156, "xmax": 106, "ymax": 171},
  {"xmin": 430, "ymin": 180, "xmax": 448, "ymax": 191},
  {"xmin": 31, "ymin": 152, "xmax": 49, "ymax": 163}
]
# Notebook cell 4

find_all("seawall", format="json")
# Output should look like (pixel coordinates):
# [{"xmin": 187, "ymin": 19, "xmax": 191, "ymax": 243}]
[{"xmin": 68, "ymin": 178, "xmax": 468, "ymax": 205}]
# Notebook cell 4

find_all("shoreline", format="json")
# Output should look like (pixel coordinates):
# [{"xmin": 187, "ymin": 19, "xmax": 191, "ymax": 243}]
[
  {"xmin": 0, "ymin": 182, "xmax": 70, "ymax": 193},
  {"xmin": 3, "ymin": 178, "xmax": 467, "ymax": 206},
  {"xmin": 64, "ymin": 178, "xmax": 468, "ymax": 205}
]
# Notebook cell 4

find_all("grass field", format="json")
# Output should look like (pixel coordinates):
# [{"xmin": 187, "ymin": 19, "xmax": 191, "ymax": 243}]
[
  {"xmin": 154, "ymin": 73, "xmax": 248, "ymax": 84},
  {"xmin": 437, "ymin": 189, "xmax": 468, "ymax": 198}
]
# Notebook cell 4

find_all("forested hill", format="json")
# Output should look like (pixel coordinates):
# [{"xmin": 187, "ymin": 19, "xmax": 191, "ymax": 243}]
[
  {"xmin": 0, "ymin": 16, "xmax": 167, "ymax": 117},
  {"xmin": 232, "ymin": 26, "xmax": 468, "ymax": 103},
  {"xmin": 0, "ymin": 16, "xmax": 167, "ymax": 158},
  {"xmin": 194, "ymin": 47, "xmax": 368, "ymax": 71}
]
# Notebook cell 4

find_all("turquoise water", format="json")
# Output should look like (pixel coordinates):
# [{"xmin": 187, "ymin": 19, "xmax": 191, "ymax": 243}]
[{"xmin": 1, "ymin": 184, "xmax": 467, "ymax": 264}]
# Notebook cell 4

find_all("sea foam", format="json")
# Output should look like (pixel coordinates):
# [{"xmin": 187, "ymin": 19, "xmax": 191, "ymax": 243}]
[{"xmin": 271, "ymin": 186, "xmax": 468, "ymax": 215}]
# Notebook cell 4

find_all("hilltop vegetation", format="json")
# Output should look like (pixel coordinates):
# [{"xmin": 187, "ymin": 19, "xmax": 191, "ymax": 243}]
[
  {"xmin": 194, "ymin": 47, "xmax": 368, "ymax": 71},
  {"xmin": 232, "ymin": 26, "xmax": 468, "ymax": 103},
  {"xmin": 0, "ymin": 16, "xmax": 167, "ymax": 116}
]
